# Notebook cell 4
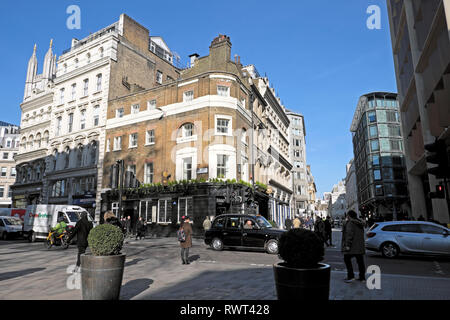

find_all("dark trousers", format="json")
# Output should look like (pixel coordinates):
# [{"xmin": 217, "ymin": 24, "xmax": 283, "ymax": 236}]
[
  {"xmin": 326, "ymin": 232, "xmax": 332, "ymax": 246},
  {"xmin": 344, "ymin": 254, "xmax": 366, "ymax": 280},
  {"xmin": 76, "ymin": 246, "xmax": 87, "ymax": 267},
  {"xmin": 181, "ymin": 247, "xmax": 190, "ymax": 263}
]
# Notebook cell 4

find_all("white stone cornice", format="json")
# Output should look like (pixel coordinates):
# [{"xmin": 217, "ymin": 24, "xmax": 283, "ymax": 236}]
[
  {"xmin": 20, "ymin": 92, "xmax": 54, "ymax": 112},
  {"xmin": 54, "ymin": 57, "xmax": 111, "ymax": 85}
]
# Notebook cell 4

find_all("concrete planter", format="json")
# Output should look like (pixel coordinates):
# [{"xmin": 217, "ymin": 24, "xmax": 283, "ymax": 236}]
[
  {"xmin": 81, "ymin": 254, "xmax": 126, "ymax": 300},
  {"xmin": 273, "ymin": 263, "xmax": 330, "ymax": 300}
]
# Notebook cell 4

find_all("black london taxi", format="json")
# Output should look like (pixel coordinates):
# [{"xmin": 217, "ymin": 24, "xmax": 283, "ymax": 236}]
[{"xmin": 204, "ymin": 214, "xmax": 285, "ymax": 254}]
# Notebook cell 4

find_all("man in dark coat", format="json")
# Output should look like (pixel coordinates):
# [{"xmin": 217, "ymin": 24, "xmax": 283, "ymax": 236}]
[
  {"xmin": 180, "ymin": 216, "xmax": 193, "ymax": 265},
  {"xmin": 104, "ymin": 211, "xmax": 125, "ymax": 234},
  {"xmin": 342, "ymin": 210, "xmax": 366, "ymax": 282},
  {"xmin": 324, "ymin": 216, "xmax": 333, "ymax": 247},
  {"xmin": 135, "ymin": 217, "xmax": 145, "ymax": 240},
  {"xmin": 68, "ymin": 211, "xmax": 93, "ymax": 273},
  {"xmin": 314, "ymin": 216, "xmax": 326, "ymax": 244},
  {"xmin": 125, "ymin": 216, "xmax": 131, "ymax": 237}
]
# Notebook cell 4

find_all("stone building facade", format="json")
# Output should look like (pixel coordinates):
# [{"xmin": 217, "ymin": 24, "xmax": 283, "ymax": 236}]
[
  {"xmin": 0, "ymin": 122, "xmax": 20, "ymax": 208},
  {"xmin": 12, "ymin": 14, "xmax": 180, "ymax": 220},
  {"xmin": 387, "ymin": 0, "xmax": 450, "ymax": 223}
]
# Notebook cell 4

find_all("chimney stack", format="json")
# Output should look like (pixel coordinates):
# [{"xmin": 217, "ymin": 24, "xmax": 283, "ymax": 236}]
[{"xmin": 189, "ymin": 53, "xmax": 199, "ymax": 68}]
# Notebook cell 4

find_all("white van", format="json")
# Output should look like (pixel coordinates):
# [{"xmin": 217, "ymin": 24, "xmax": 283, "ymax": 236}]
[
  {"xmin": 23, "ymin": 205, "xmax": 95, "ymax": 242},
  {"xmin": 0, "ymin": 216, "xmax": 24, "ymax": 240}
]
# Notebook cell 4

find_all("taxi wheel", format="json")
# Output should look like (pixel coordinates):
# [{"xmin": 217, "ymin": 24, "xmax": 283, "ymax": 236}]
[
  {"xmin": 266, "ymin": 239, "xmax": 279, "ymax": 254},
  {"xmin": 211, "ymin": 238, "xmax": 224, "ymax": 251}
]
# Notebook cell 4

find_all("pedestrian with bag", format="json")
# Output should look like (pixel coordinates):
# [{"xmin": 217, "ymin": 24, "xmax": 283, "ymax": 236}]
[
  {"xmin": 314, "ymin": 216, "xmax": 326, "ymax": 244},
  {"xmin": 179, "ymin": 216, "xmax": 193, "ymax": 265},
  {"xmin": 342, "ymin": 210, "xmax": 366, "ymax": 283},
  {"xmin": 67, "ymin": 211, "xmax": 93, "ymax": 273}
]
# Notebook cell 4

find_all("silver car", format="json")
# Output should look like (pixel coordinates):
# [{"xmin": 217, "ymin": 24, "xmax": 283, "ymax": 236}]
[{"xmin": 365, "ymin": 221, "xmax": 450, "ymax": 258}]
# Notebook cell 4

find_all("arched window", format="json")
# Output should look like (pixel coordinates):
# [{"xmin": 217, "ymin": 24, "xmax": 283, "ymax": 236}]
[
  {"xmin": 36, "ymin": 133, "xmax": 42, "ymax": 148},
  {"xmin": 64, "ymin": 147, "xmax": 70, "ymax": 169},
  {"xmin": 90, "ymin": 141, "xmax": 98, "ymax": 165},
  {"xmin": 28, "ymin": 135, "xmax": 34, "ymax": 149},
  {"xmin": 76, "ymin": 144, "xmax": 84, "ymax": 167},
  {"xmin": 52, "ymin": 149, "xmax": 58, "ymax": 171},
  {"xmin": 181, "ymin": 123, "xmax": 194, "ymax": 138},
  {"xmin": 21, "ymin": 137, "xmax": 27, "ymax": 151},
  {"xmin": 43, "ymin": 131, "xmax": 49, "ymax": 146}
]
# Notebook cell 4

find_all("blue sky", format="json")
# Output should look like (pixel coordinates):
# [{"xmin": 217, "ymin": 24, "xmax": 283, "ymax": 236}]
[{"xmin": 0, "ymin": 0, "xmax": 397, "ymax": 198}]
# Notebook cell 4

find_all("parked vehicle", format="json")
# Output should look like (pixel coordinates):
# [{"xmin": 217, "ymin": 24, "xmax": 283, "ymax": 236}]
[
  {"xmin": 204, "ymin": 214, "xmax": 285, "ymax": 254},
  {"xmin": 23, "ymin": 205, "xmax": 95, "ymax": 242},
  {"xmin": 0, "ymin": 216, "xmax": 24, "ymax": 240},
  {"xmin": 0, "ymin": 208, "xmax": 27, "ymax": 221},
  {"xmin": 365, "ymin": 221, "xmax": 450, "ymax": 258}
]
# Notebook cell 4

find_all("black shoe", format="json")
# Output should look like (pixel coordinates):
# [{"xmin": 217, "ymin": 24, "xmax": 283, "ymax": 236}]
[
  {"xmin": 186, "ymin": 262, "xmax": 190, "ymax": 265},
  {"xmin": 344, "ymin": 277, "xmax": 355, "ymax": 283}
]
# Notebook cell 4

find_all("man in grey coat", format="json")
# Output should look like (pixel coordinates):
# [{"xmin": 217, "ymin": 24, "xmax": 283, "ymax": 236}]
[{"xmin": 342, "ymin": 210, "xmax": 366, "ymax": 283}]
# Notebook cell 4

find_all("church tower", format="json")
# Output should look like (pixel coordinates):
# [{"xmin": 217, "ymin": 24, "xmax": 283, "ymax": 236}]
[
  {"xmin": 24, "ymin": 44, "xmax": 37, "ymax": 100},
  {"xmin": 42, "ymin": 39, "xmax": 56, "ymax": 85}
]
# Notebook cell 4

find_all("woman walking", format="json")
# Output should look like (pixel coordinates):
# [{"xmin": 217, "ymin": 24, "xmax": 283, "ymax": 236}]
[{"xmin": 180, "ymin": 216, "xmax": 193, "ymax": 265}]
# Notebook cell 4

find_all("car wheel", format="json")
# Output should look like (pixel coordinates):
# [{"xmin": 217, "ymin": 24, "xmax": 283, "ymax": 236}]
[
  {"xmin": 266, "ymin": 239, "xmax": 279, "ymax": 254},
  {"xmin": 211, "ymin": 238, "xmax": 224, "ymax": 251},
  {"xmin": 381, "ymin": 242, "xmax": 399, "ymax": 258}
]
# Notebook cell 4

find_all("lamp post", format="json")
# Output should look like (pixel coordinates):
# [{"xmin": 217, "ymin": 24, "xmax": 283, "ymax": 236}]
[{"xmin": 116, "ymin": 159, "xmax": 124, "ymax": 219}]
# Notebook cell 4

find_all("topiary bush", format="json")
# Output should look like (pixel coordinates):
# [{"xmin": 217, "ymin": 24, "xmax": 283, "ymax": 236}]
[
  {"xmin": 88, "ymin": 224, "xmax": 124, "ymax": 256},
  {"xmin": 278, "ymin": 228, "xmax": 324, "ymax": 269}
]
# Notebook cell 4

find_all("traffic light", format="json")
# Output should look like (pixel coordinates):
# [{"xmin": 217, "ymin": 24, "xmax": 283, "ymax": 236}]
[
  {"xmin": 124, "ymin": 171, "xmax": 140, "ymax": 188},
  {"xmin": 242, "ymin": 187, "xmax": 252, "ymax": 204},
  {"xmin": 425, "ymin": 140, "xmax": 449, "ymax": 179},
  {"xmin": 429, "ymin": 184, "xmax": 445, "ymax": 199}
]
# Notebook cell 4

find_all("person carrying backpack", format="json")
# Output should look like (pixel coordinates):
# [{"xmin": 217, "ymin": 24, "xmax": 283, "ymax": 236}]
[{"xmin": 179, "ymin": 216, "xmax": 193, "ymax": 265}]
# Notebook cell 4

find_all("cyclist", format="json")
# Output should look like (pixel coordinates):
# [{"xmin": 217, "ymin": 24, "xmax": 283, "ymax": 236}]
[{"xmin": 51, "ymin": 212, "xmax": 68, "ymax": 243}]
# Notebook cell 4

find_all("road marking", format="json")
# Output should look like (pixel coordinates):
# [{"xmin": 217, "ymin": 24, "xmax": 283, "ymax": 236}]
[{"xmin": 332, "ymin": 270, "xmax": 450, "ymax": 281}]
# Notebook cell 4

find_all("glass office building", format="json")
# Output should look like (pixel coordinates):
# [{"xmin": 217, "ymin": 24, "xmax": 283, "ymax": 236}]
[{"xmin": 350, "ymin": 92, "xmax": 410, "ymax": 220}]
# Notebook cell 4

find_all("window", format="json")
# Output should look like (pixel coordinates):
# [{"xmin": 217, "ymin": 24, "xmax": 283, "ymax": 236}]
[
  {"xmin": 369, "ymin": 125, "xmax": 378, "ymax": 138},
  {"xmin": 86, "ymin": 53, "xmax": 91, "ymax": 64},
  {"xmin": 71, "ymin": 84, "xmax": 76, "ymax": 101},
  {"xmin": 390, "ymin": 140, "xmax": 402, "ymax": 151},
  {"xmin": 59, "ymin": 88, "xmax": 65, "ymax": 104},
  {"xmin": 144, "ymin": 163, "xmax": 154, "ymax": 184},
  {"xmin": 156, "ymin": 71, "xmax": 163, "ymax": 84},
  {"xmin": 183, "ymin": 90, "xmax": 194, "ymax": 102},
  {"xmin": 420, "ymin": 224, "xmax": 445, "ymax": 235},
  {"xmin": 374, "ymin": 170, "xmax": 381, "ymax": 180},
  {"xmin": 68, "ymin": 113, "xmax": 74, "ymax": 133},
  {"xmin": 127, "ymin": 164, "xmax": 136, "ymax": 175},
  {"xmin": 80, "ymin": 110, "xmax": 86, "ymax": 130},
  {"xmin": 56, "ymin": 117, "xmax": 62, "ymax": 136},
  {"xmin": 11, "ymin": 167, "xmax": 16, "ymax": 177},
  {"xmin": 74, "ymin": 58, "xmax": 79, "ymax": 69},
  {"xmin": 388, "ymin": 125, "xmax": 401, "ymax": 137},
  {"xmin": 372, "ymin": 155, "xmax": 380, "ymax": 166},
  {"xmin": 216, "ymin": 118, "xmax": 230, "ymax": 134},
  {"xmin": 6, "ymin": 140, "xmax": 11, "ymax": 148},
  {"xmin": 3, "ymin": 153, "xmax": 8, "ymax": 160},
  {"xmin": 226, "ymin": 217, "xmax": 241, "ymax": 229},
  {"xmin": 375, "ymin": 184, "xmax": 384, "ymax": 196},
  {"xmin": 398, "ymin": 224, "xmax": 422, "ymax": 233},
  {"xmin": 113, "ymin": 136, "xmax": 122, "ymax": 151},
  {"xmin": 116, "ymin": 108, "xmax": 124, "ymax": 118},
  {"xmin": 83, "ymin": 79, "xmax": 89, "ymax": 96},
  {"xmin": 178, "ymin": 197, "xmax": 193, "ymax": 223},
  {"xmin": 158, "ymin": 199, "xmax": 171, "ymax": 223},
  {"xmin": 368, "ymin": 111, "xmax": 377, "ymax": 123},
  {"xmin": 183, "ymin": 157, "xmax": 192, "ymax": 180},
  {"xmin": 1, "ymin": 167, "xmax": 6, "ymax": 177},
  {"xmin": 93, "ymin": 105, "xmax": 100, "ymax": 126},
  {"xmin": 146, "ymin": 130, "xmax": 155, "ymax": 145},
  {"xmin": 96, "ymin": 74, "xmax": 102, "ymax": 91},
  {"xmin": 212, "ymin": 217, "xmax": 226, "ymax": 228},
  {"xmin": 387, "ymin": 111, "xmax": 398, "ymax": 122},
  {"xmin": 0, "ymin": 186, "xmax": 4, "ymax": 198},
  {"xmin": 182, "ymin": 123, "xmax": 194, "ymax": 137},
  {"xmin": 132, "ymin": 104, "xmax": 140, "ymax": 114},
  {"xmin": 217, "ymin": 85, "xmax": 230, "ymax": 97},
  {"xmin": 129, "ymin": 133, "xmax": 138, "ymax": 148},
  {"xmin": 147, "ymin": 99, "xmax": 156, "ymax": 110},
  {"xmin": 371, "ymin": 140, "xmax": 379, "ymax": 151},
  {"xmin": 217, "ymin": 154, "xmax": 228, "ymax": 178}
]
